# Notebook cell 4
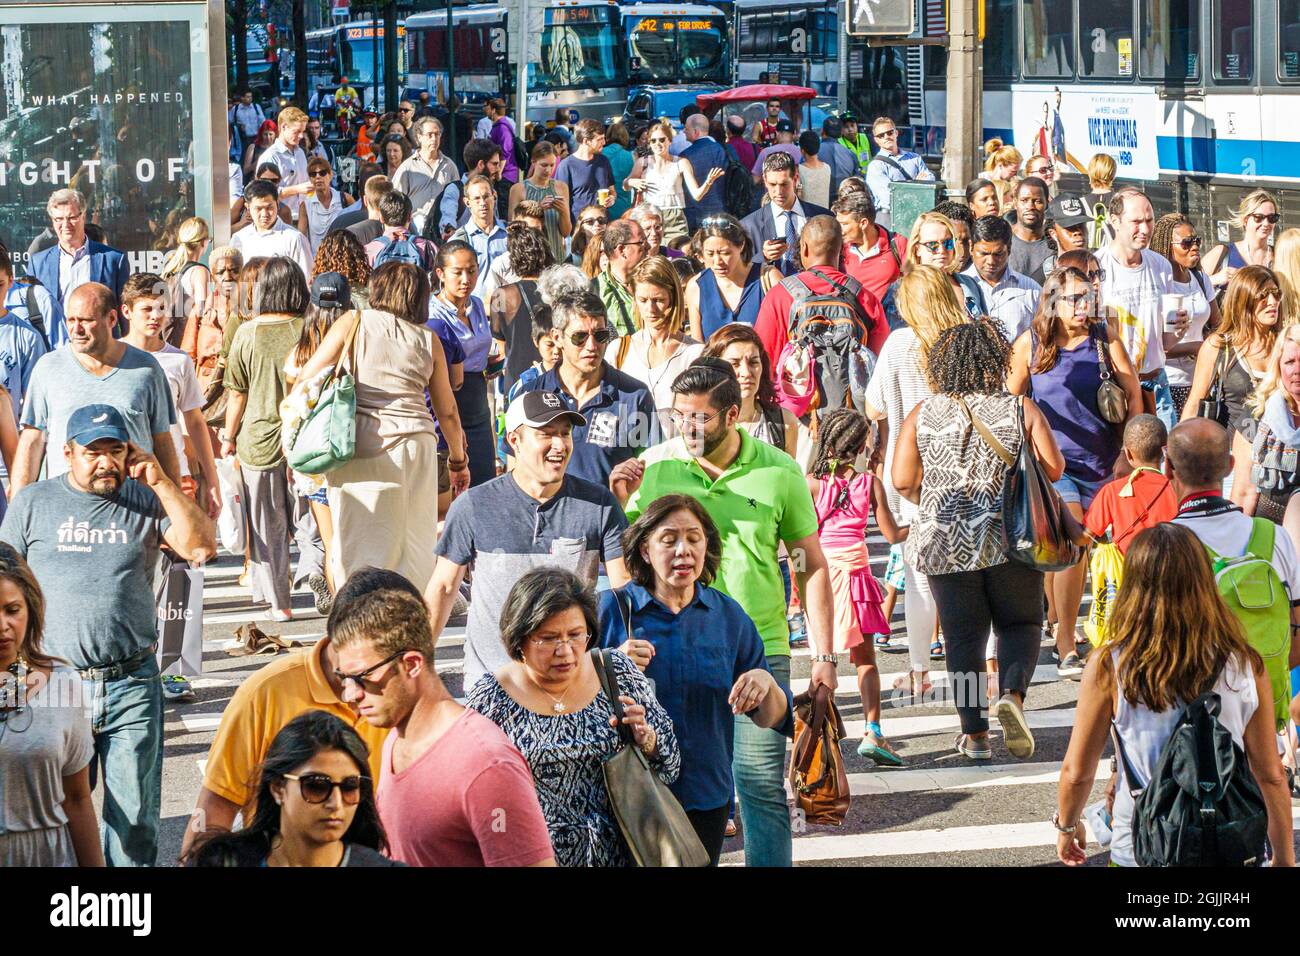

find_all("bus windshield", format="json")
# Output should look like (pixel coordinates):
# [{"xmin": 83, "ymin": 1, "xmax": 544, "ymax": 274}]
[
  {"xmin": 531, "ymin": 6, "xmax": 622, "ymax": 89},
  {"xmin": 627, "ymin": 15, "xmax": 728, "ymax": 84},
  {"xmin": 340, "ymin": 25, "xmax": 405, "ymax": 87}
]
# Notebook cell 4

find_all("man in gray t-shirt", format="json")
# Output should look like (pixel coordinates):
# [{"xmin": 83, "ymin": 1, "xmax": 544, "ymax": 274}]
[
  {"xmin": 11, "ymin": 282, "xmax": 177, "ymax": 493},
  {"xmin": 425, "ymin": 391, "xmax": 630, "ymax": 691},
  {"xmin": 0, "ymin": 403, "xmax": 215, "ymax": 866}
]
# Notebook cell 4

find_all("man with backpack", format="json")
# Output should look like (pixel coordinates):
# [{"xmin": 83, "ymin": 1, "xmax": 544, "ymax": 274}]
[
  {"xmin": 0, "ymin": 244, "xmax": 49, "ymax": 420},
  {"xmin": 752, "ymin": 216, "xmax": 888, "ymax": 420},
  {"xmin": 832, "ymin": 190, "xmax": 907, "ymax": 303},
  {"xmin": 363, "ymin": 190, "xmax": 437, "ymax": 273}
]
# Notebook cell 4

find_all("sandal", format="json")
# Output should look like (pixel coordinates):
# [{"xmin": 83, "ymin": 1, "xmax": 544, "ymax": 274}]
[
  {"xmin": 724, "ymin": 818, "xmax": 738, "ymax": 838},
  {"xmin": 929, "ymin": 639, "xmax": 944, "ymax": 660},
  {"xmin": 858, "ymin": 733, "xmax": 904, "ymax": 767},
  {"xmin": 954, "ymin": 733, "xmax": 992, "ymax": 761},
  {"xmin": 891, "ymin": 672, "xmax": 932, "ymax": 699},
  {"xmin": 874, "ymin": 633, "xmax": 891, "ymax": 648}
]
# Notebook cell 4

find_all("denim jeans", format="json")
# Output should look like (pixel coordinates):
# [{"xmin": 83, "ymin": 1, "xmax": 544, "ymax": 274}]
[
  {"xmin": 1142, "ymin": 368, "xmax": 1177, "ymax": 434},
  {"xmin": 84, "ymin": 653, "xmax": 164, "ymax": 866},
  {"xmin": 732, "ymin": 654, "xmax": 792, "ymax": 867}
]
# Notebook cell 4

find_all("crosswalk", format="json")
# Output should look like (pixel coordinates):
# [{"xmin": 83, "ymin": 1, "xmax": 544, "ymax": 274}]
[{"xmin": 161, "ymin": 543, "xmax": 1152, "ymax": 867}]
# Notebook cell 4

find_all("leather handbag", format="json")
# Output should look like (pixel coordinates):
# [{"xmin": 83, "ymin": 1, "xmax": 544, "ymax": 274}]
[
  {"xmin": 286, "ymin": 311, "xmax": 361, "ymax": 475},
  {"xmin": 789, "ymin": 683, "xmax": 851, "ymax": 826},
  {"xmin": 959, "ymin": 396, "xmax": 1084, "ymax": 573},
  {"xmin": 1197, "ymin": 345, "xmax": 1231, "ymax": 426},
  {"xmin": 1092, "ymin": 326, "xmax": 1128, "ymax": 425},
  {"xmin": 589, "ymin": 649, "xmax": 709, "ymax": 867}
]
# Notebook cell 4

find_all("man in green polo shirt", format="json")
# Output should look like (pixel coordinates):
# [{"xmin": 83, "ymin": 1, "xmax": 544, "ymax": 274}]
[{"xmin": 610, "ymin": 358, "xmax": 838, "ymax": 868}]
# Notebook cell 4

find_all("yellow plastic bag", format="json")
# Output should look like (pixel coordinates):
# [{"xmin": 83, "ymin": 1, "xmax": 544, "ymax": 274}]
[{"xmin": 1084, "ymin": 542, "xmax": 1124, "ymax": 648}]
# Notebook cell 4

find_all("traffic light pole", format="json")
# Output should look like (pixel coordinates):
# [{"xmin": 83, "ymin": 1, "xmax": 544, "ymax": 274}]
[{"xmin": 942, "ymin": 0, "xmax": 982, "ymax": 191}]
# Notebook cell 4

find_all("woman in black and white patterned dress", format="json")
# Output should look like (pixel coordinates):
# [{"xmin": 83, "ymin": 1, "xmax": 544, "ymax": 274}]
[
  {"xmin": 466, "ymin": 567, "xmax": 679, "ymax": 867},
  {"xmin": 892, "ymin": 318, "xmax": 1068, "ymax": 766}
]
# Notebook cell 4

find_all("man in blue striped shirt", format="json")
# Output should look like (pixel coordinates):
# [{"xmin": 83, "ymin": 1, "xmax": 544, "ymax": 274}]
[{"xmin": 865, "ymin": 116, "xmax": 934, "ymax": 228}]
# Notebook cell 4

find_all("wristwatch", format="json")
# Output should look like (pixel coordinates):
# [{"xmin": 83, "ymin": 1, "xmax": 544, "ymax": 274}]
[
  {"xmin": 1051, "ymin": 810, "xmax": 1077, "ymax": 834},
  {"xmin": 218, "ymin": 429, "xmax": 231, "ymax": 443},
  {"xmin": 811, "ymin": 653, "xmax": 839, "ymax": 664}
]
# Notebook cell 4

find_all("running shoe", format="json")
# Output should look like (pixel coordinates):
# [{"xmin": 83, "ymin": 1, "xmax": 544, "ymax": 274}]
[
  {"xmin": 1056, "ymin": 652, "xmax": 1084, "ymax": 679},
  {"xmin": 161, "ymin": 674, "xmax": 197, "ymax": 702},
  {"xmin": 307, "ymin": 573, "xmax": 333, "ymax": 616},
  {"xmin": 993, "ymin": 695, "xmax": 1035, "ymax": 759}
]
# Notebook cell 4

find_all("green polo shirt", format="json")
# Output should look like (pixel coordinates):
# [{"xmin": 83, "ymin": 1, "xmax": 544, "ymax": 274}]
[
  {"xmin": 625, "ymin": 429, "xmax": 818, "ymax": 658},
  {"xmin": 593, "ymin": 270, "xmax": 638, "ymax": 337}
]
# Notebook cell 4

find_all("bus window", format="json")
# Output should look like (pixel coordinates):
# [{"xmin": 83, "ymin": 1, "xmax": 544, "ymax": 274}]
[
  {"xmin": 1079, "ymin": 0, "xmax": 1135, "ymax": 77},
  {"xmin": 1022, "ymin": 0, "xmax": 1074, "ymax": 77},
  {"xmin": 1213, "ymin": 0, "xmax": 1253, "ymax": 81},
  {"xmin": 1279, "ymin": 0, "xmax": 1300, "ymax": 80},
  {"xmin": 813, "ymin": 10, "xmax": 837, "ymax": 60},
  {"xmin": 982, "ymin": 0, "xmax": 1018, "ymax": 79},
  {"xmin": 1140, "ymin": 0, "xmax": 1199, "ymax": 81},
  {"xmin": 532, "ymin": 6, "xmax": 622, "ymax": 90}
]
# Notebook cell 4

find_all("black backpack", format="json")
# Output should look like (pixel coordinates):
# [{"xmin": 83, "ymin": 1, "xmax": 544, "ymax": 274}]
[
  {"xmin": 1113, "ymin": 691, "xmax": 1269, "ymax": 867},
  {"xmin": 722, "ymin": 159, "xmax": 755, "ymax": 219},
  {"xmin": 424, "ymin": 179, "xmax": 464, "ymax": 242},
  {"xmin": 11, "ymin": 276, "xmax": 51, "ymax": 349}
]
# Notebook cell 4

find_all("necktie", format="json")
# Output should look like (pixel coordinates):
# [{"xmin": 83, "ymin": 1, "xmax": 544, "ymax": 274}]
[{"xmin": 783, "ymin": 210, "xmax": 799, "ymax": 272}]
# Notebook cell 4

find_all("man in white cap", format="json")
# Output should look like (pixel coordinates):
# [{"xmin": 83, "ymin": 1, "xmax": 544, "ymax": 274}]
[{"xmin": 423, "ymin": 391, "xmax": 632, "ymax": 690}]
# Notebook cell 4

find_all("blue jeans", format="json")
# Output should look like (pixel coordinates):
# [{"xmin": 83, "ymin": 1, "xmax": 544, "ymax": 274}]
[
  {"xmin": 85, "ymin": 653, "xmax": 163, "ymax": 866},
  {"xmin": 1142, "ymin": 368, "xmax": 1177, "ymax": 434},
  {"xmin": 733, "ymin": 654, "xmax": 792, "ymax": 867}
]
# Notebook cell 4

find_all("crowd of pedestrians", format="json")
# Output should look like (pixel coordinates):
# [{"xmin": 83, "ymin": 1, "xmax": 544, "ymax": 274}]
[{"xmin": 3, "ymin": 88, "xmax": 1300, "ymax": 871}]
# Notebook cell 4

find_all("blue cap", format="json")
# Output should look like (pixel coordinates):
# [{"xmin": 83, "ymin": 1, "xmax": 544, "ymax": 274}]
[{"xmin": 66, "ymin": 404, "xmax": 130, "ymax": 447}]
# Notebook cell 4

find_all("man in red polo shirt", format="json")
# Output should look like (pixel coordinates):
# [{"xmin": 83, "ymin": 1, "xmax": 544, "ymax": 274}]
[
  {"xmin": 753, "ymin": 215, "xmax": 889, "ymax": 389},
  {"xmin": 832, "ymin": 190, "xmax": 907, "ymax": 304}
]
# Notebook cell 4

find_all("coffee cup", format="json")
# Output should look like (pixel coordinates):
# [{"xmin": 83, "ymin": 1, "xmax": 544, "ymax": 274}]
[{"xmin": 1162, "ymin": 293, "xmax": 1185, "ymax": 331}]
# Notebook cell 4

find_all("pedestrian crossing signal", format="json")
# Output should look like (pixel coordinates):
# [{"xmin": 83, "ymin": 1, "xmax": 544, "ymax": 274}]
[{"xmin": 846, "ymin": 0, "xmax": 916, "ymax": 36}]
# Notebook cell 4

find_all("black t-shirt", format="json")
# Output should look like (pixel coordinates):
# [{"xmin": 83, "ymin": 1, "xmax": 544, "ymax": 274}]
[{"xmin": 491, "ymin": 279, "xmax": 544, "ymax": 392}]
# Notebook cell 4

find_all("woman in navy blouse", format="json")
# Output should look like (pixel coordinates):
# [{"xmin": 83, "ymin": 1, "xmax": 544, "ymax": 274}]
[{"xmin": 597, "ymin": 493, "xmax": 792, "ymax": 865}]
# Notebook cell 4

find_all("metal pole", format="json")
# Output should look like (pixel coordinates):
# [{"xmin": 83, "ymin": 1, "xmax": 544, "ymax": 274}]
[
  {"xmin": 446, "ymin": 0, "xmax": 457, "ymax": 161},
  {"xmin": 942, "ymin": 0, "xmax": 982, "ymax": 192},
  {"xmin": 837, "ymin": 0, "xmax": 849, "ymax": 114},
  {"xmin": 515, "ymin": 0, "xmax": 529, "ymax": 137},
  {"xmin": 371, "ymin": 10, "xmax": 378, "ymax": 112}
]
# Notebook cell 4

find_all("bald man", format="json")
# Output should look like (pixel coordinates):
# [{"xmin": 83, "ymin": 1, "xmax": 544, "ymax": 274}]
[
  {"xmin": 752, "ymin": 214, "xmax": 889, "ymax": 377},
  {"xmin": 680, "ymin": 112, "xmax": 730, "ymax": 231},
  {"xmin": 13, "ymin": 282, "xmax": 180, "ymax": 492}
]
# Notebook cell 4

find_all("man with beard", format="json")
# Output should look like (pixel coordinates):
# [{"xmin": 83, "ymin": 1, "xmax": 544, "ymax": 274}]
[
  {"xmin": 607, "ymin": 358, "xmax": 838, "ymax": 868},
  {"xmin": 423, "ymin": 390, "xmax": 631, "ymax": 691},
  {"xmin": 1009, "ymin": 177, "xmax": 1052, "ymax": 283},
  {"xmin": 0, "ymin": 403, "xmax": 215, "ymax": 865},
  {"xmin": 11, "ymin": 282, "xmax": 180, "ymax": 493}
]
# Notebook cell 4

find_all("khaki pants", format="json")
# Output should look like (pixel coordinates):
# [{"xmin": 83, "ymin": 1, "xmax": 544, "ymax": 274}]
[{"xmin": 326, "ymin": 433, "xmax": 439, "ymax": 592}]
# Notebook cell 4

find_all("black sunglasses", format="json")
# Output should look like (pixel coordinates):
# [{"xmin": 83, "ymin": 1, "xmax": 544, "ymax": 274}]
[
  {"xmin": 1176, "ymin": 236, "xmax": 1202, "ymax": 250},
  {"xmin": 333, "ymin": 648, "xmax": 409, "ymax": 690},
  {"xmin": 568, "ymin": 328, "xmax": 614, "ymax": 346},
  {"xmin": 282, "ymin": 772, "xmax": 370, "ymax": 805},
  {"xmin": 1248, "ymin": 213, "xmax": 1280, "ymax": 225}
]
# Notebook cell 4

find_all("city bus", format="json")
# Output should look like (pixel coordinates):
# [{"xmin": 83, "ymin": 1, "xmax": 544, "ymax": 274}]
[
  {"xmin": 621, "ymin": 3, "xmax": 731, "ymax": 87},
  {"xmin": 405, "ymin": 5, "xmax": 507, "ymax": 108},
  {"xmin": 731, "ymin": 0, "xmax": 840, "ymax": 96},
  {"xmin": 304, "ymin": 19, "xmax": 407, "ymax": 112},
  {"xmin": 909, "ymin": 0, "xmax": 1300, "ymax": 239}
]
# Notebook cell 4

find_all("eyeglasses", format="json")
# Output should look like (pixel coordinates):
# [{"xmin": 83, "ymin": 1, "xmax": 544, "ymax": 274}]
[
  {"xmin": 529, "ymin": 633, "xmax": 591, "ymax": 650},
  {"xmin": 1175, "ymin": 236, "xmax": 1202, "ymax": 250},
  {"xmin": 919, "ymin": 239, "xmax": 956, "ymax": 254},
  {"xmin": 568, "ymin": 328, "xmax": 615, "ymax": 346},
  {"xmin": 620, "ymin": 239, "xmax": 647, "ymax": 249},
  {"xmin": 333, "ymin": 648, "xmax": 409, "ymax": 691},
  {"xmin": 1248, "ymin": 213, "xmax": 1280, "ymax": 225},
  {"xmin": 668, "ymin": 408, "xmax": 723, "ymax": 429},
  {"xmin": 1059, "ymin": 291, "xmax": 1095, "ymax": 307},
  {"xmin": 1085, "ymin": 269, "xmax": 1106, "ymax": 282},
  {"xmin": 875, "ymin": 128, "xmax": 898, "ymax": 138},
  {"xmin": 580, "ymin": 217, "xmax": 607, "ymax": 228},
  {"xmin": 51, "ymin": 214, "xmax": 83, "ymax": 226},
  {"xmin": 281, "ymin": 772, "xmax": 370, "ymax": 805}
]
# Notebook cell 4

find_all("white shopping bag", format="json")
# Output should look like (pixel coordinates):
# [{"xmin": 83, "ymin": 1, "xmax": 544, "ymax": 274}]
[
  {"xmin": 215, "ymin": 455, "xmax": 246, "ymax": 555},
  {"xmin": 156, "ymin": 557, "xmax": 205, "ymax": 677}
]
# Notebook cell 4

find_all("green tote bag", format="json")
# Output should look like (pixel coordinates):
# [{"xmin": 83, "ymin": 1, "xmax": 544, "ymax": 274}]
[{"xmin": 286, "ymin": 311, "xmax": 361, "ymax": 475}]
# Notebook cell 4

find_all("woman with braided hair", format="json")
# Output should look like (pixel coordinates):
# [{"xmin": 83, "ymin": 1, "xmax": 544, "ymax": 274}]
[
  {"xmin": 1150, "ymin": 213, "xmax": 1218, "ymax": 416},
  {"xmin": 806, "ymin": 408, "xmax": 907, "ymax": 765}
]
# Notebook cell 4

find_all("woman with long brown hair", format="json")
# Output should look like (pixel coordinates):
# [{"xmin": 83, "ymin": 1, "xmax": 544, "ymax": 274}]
[
  {"xmin": 1056, "ymin": 523, "xmax": 1293, "ymax": 866},
  {"xmin": 1181, "ymin": 265, "xmax": 1286, "ymax": 504},
  {"xmin": 702, "ymin": 322, "xmax": 799, "ymax": 459},
  {"xmin": 0, "ymin": 544, "xmax": 102, "ymax": 866}
]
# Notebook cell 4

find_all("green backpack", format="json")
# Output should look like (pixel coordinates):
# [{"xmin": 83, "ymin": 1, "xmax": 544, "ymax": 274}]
[
  {"xmin": 285, "ymin": 312, "xmax": 360, "ymax": 476},
  {"xmin": 1205, "ymin": 518, "xmax": 1293, "ymax": 730}
]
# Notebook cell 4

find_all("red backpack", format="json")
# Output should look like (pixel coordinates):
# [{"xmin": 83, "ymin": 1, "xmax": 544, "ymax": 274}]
[{"xmin": 774, "ymin": 269, "xmax": 872, "ymax": 420}]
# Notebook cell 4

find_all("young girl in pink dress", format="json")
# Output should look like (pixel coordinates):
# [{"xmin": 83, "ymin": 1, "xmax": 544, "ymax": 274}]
[{"xmin": 806, "ymin": 408, "xmax": 908, "ymax": 765}]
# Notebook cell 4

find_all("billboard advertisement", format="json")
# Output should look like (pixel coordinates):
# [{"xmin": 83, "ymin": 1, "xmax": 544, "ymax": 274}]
[
  {"xmin": 1011, "ymin": 84, "xmax": 1162, "ymax": 181},
  {"xmin": 0, "ymin": 2, "xmax": 223, "ymax": 273}
]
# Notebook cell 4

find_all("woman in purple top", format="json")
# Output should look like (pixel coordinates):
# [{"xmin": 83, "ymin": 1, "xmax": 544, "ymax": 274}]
[{"xmin": 1007, "ymin": 266, "xmax": 1142, "ymax": 674}]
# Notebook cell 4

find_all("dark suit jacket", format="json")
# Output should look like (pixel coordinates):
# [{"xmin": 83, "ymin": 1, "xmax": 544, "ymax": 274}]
[
  {"xmin": 680, "ymin": 137, "xmax": 729, "ymax": 228},
  {"xmin": 740, "ymin": 201, "xmax": 831, "ymax": 276},
  {"xmin": 27, "ymin": 238, "xmax": 130, "ymax": 331}
]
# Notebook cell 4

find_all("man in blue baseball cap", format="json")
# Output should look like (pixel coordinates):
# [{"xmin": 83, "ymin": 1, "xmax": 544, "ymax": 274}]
[{"xmin": 0, "ymin": 402, "xmax": 215, "ymax": 866}]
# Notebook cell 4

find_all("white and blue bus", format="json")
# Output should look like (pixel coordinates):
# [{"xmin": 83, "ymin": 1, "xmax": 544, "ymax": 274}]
[{"xmin": 909, "ymin": 0, "xmax": 1300, "ymax": 238}]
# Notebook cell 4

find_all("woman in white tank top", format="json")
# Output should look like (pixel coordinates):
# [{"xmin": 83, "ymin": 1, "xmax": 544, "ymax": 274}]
[
  {"xmin": 298, "ymin": 157, "xmax": 353, "ymax": 256},
  {"xmin": 1054, "ymin": 523, "xmax": 1292, "ymax": 867},
  {"xmin": 623, "ymin": 119, "xmax": 723, "ymax": 248}
]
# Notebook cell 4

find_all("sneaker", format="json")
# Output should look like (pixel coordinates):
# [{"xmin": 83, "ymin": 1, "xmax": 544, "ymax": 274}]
[
  {"xmin": 266, "ymin": 608, "xmax": 293, "ymax": 623},
  {"xmin": 161, "ymin": 674, "xmax": 197, "ymax": 702},
  {"xmin": 1056, "ymin": 652, "xmax": 1084, "ymax": 679},
  {"xmin": 307, "ymin": 573, "xmax": 333, "ymax": 616},
  {"xmin": 993, "ymin": 695, "xmax": 1035, "ymax": 759}
]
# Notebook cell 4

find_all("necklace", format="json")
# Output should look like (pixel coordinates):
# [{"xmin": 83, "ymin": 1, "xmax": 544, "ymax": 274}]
[{"xmin": 524, "ymin": 667, "xmax": 576, "ymax": 713}]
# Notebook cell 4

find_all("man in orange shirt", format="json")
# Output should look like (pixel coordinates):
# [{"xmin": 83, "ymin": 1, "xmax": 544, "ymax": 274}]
[
  {"xmin": 1084, "ymin": 414, "xmax": 1178, "ymax": 554},
  {"xmin": 355, "ymin": 110, "xmax": 381, "ymax": 163}
]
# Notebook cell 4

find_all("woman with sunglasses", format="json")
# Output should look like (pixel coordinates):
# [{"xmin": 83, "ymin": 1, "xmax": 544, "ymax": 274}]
[
  {"xmin": 566, "ymin": 204, "xmax": 608, "ymax": 268},
  {"xmin": 187, "ymin": 710, "xmax": 400, "ymax": 867},
  {"xmin": 1204, "ymin": 189, "xmax": 1279, "ymax": 292},
  {"xmin": 623, "ymin": 120, "xmax": 723, "ymax": 248},
  {"xmin": 297, "ymin": 156, "xmax": 353, "ymax": 257},
  {"xmin": 1008, "ymin": 267, "xmax": 1142, "ymax": 677},
  {"xmin": 1151, "ymin": 213, "xmax": 1221, "ymax": 416},
  {"xmin": 882, "ymin": 211, "xmax": 985, "ymax": 328},
  {"xmin": 0, "ymin": 544, "xmax": 102, "ymax": 867},
  {"xmin": 1180, "ymin": 266, "xmax": 1286, "ymax": 503},
  {"xmin": 468, "ymin": 567, "xmax": 678, "ymax": 867}
]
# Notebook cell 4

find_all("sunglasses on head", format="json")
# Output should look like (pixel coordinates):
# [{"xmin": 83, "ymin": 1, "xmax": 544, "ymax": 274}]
[
  {"xmin": 282, "ymin": 772, "xmax": 370, "ymax": 805},
  {"xmin": 1175, "ymin": 236, "xmax": 1202, "ymax": 250},
  {"xmin": 1248, "ymin": 213, "xmax": 1280, "ymax": 225},
  {"xmin": 568, "ymin": 328, "xmax": 614, "ymax": 346}
]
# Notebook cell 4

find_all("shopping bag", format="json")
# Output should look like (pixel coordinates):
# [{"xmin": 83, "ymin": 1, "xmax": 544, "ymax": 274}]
[
  {"xmin": 156, "ymin": 556, "xmax": 205, "ymax": 676},
  {"xmin": 1084, "ymin": 541, "xmax": 1124, "ymax": 648},
  {"xmin": 215, "ymin": 455, "xmax": 246, "ymax": 555}
]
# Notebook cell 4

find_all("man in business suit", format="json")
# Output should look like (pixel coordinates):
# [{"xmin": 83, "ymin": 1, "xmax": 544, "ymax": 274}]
[
  {"xmin": 27, "ymin": 188, "xmax": 130, "ymax": 344},
  {"xmin": 740, "ymin": 152, "xmax": 830, "ymax": 277},
  {"xmin": 679, "ymin": 114, "xmax": 729, "ymax": 233}
]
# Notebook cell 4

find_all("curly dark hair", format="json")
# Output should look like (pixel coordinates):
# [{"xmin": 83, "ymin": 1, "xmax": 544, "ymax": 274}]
[
  {"xmin": 926, "ymin": 316, "xmax": 1011, "ymax": 396},
  {"xmin": 506, "ymin": 221, "xmax": 554, "ymax": 279},
  {"xmin": 808, "ymin": 407, "xmax": 871, "ymax": 479},
  {"xmin": 312, "ymin": 230, "xmax": 372, "ymax": 287}
]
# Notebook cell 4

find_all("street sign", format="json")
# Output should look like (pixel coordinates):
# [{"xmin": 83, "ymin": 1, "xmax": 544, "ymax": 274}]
[
  {"xmin": 332, "ymin": 0, "xmax": 349, "ymax": 18},
  {"xmin": 846, "ymin": 0, "xmax": 915, "ymax": 36}
]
